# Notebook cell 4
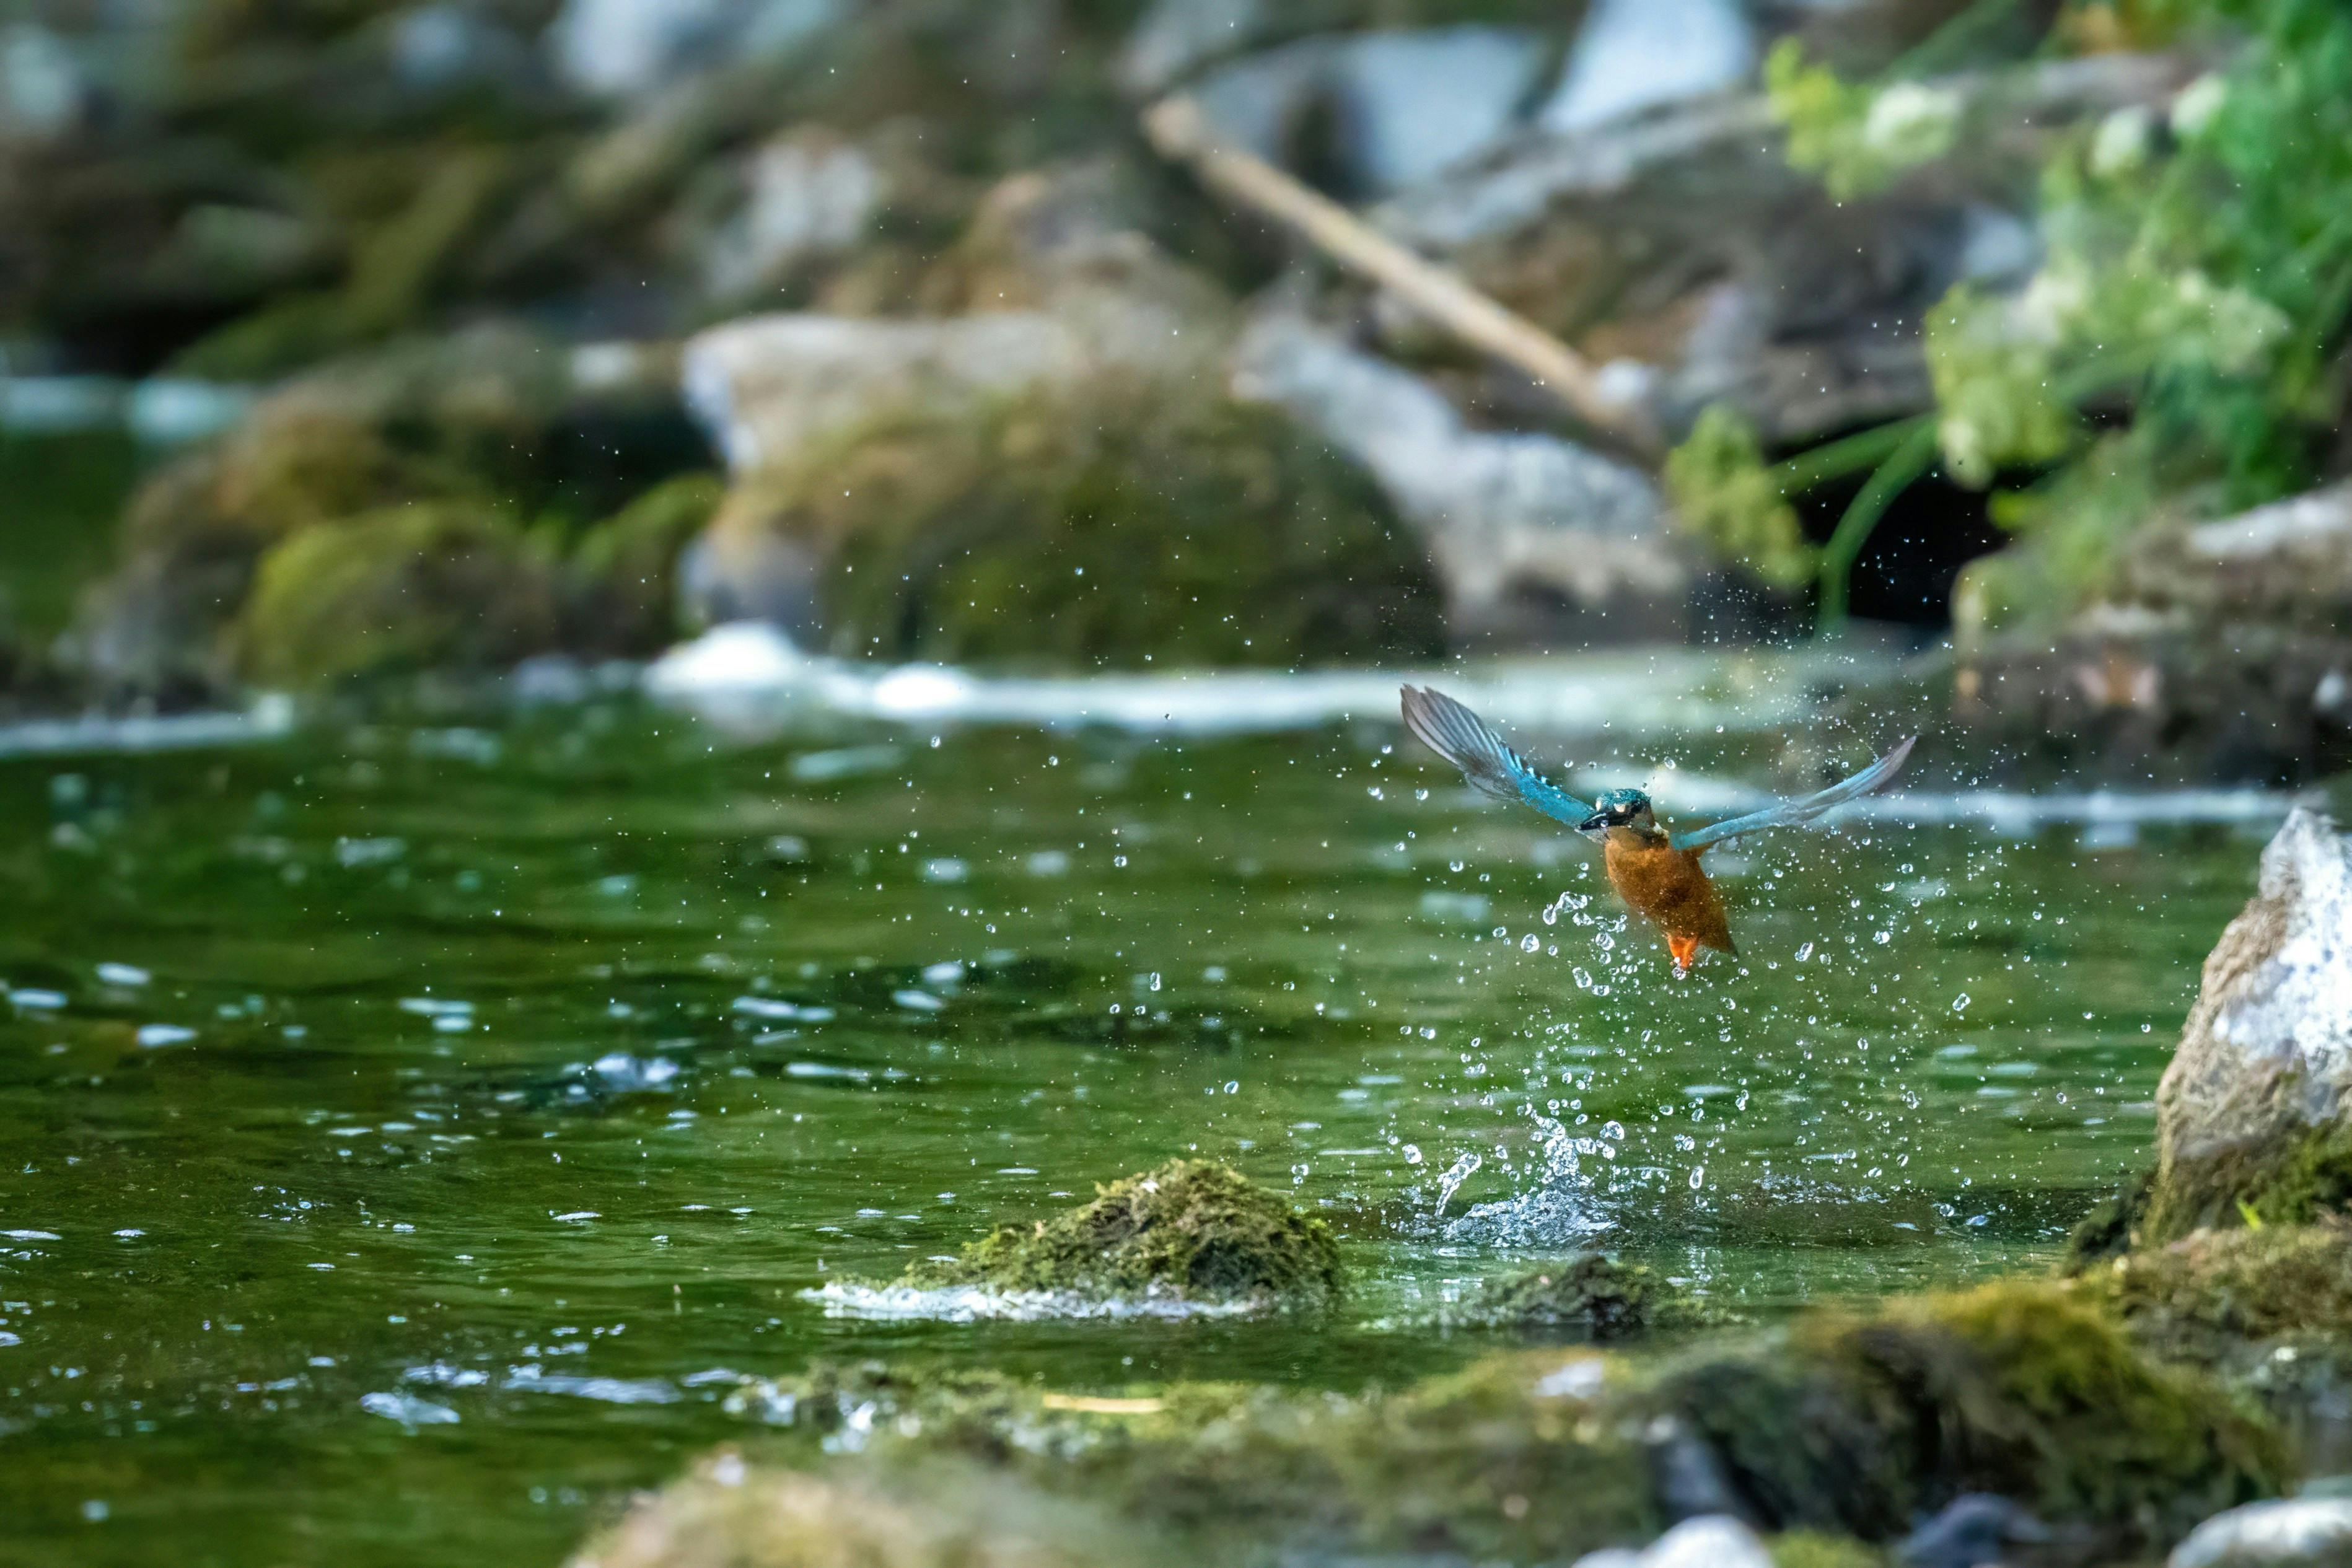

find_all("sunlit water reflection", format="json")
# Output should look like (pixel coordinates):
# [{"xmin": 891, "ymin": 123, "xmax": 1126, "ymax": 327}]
[{"xmin": 0, "ymin": 670, "xmax": 2306, "ymax": 1566}]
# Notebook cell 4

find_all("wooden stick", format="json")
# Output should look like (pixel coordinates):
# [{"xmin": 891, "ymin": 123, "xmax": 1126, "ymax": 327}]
[{"xmin": 1143, "ymin": 94, "xmax": 1667, "ymax": 465}]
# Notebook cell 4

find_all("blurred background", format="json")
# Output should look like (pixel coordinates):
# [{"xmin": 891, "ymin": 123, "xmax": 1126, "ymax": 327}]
[{"xmin": 0, "ymin": 0, "xmax": 2345, "ymax": 782}]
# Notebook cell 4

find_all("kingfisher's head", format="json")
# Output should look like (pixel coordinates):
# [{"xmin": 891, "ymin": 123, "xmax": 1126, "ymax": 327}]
[{"xmin": 1579, "ymin": 787, "xmax": 1655, "ymax": 840}]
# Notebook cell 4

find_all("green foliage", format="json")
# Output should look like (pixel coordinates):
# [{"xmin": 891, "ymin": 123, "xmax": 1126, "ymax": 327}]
[
  {"xmin": 907, "ymin": 1161, "xmax": 1345, "ymax": 1305},
  {"xmin": 1765, "ymin": 40, "xmax": 1962, "ymax": 203},
  {"xmin": 1662, "ymin": 405, "xmax": 1814, "ymax": 589},
  {"xmin": 1774, "ymin": 0, "xmax": 2352, "ymax": 630}
]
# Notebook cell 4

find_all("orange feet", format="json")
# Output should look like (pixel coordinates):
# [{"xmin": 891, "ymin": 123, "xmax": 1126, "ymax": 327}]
[{"xmin": 1667, "ymin": 933, "xmax": 1700, "ymax": 975}]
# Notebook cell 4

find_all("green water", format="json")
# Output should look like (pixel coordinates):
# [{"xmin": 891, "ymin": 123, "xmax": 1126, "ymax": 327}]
[{"xmin": 0, "ymin": 697, "xmax": 2280, "ymax": 1566}]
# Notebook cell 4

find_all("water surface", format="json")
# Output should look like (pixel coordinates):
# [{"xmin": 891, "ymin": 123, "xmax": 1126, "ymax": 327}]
[{"xmin": 0, "ymin": 683, "xmax": 2291, "ymax": 1565}]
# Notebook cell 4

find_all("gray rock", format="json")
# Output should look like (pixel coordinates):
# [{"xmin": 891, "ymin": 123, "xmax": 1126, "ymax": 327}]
[
  {"xmin": 1542, "ymin": 0, "xmax": 1755, "ymax": 136},
  {"xmin": 547, "ymin": 0, "xmax": 840, "ymax": 99},
  {"xmin": 1117, "ymin": 0, "xmax": 1272, "ymax": 97},
  {"xmin": 1572, "ymin": 1515, "xmax": 1773, "ymax": 1568},
  {"xmin": 1230, "ymin": 313, "xmax": 1680, "ymax": 641},
  {"xmin": 1899, "ymin": 1494, "xmax": 2052, "ymax": 1568},
  {"xmin": 1191, "ymin": 28, "xmax": 1550, "ymax": 198},
  {"xmin": 2156, "ymin": 807, "xmax": 2352, "ymax": 1171},
  {"xmin": 2170, "ymin": 1497, "xmax": 2352, "ymax": 1568},
  {"xmin": 0, "ymin": 23, "xmax": 90, "ymax": 141},
  {"xmin": 698, "ymin": 130, "xmax": 882, "ymax": 304}
]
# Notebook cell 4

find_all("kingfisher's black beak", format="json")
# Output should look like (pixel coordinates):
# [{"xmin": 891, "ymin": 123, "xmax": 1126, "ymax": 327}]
[{"xmin": 1577, "ymin": 811, "xmax": 1610, "ymax": 835}]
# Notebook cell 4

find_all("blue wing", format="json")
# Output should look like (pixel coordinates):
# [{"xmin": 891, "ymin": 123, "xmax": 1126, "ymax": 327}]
[
  {"xmin": 1400, "ymin": 685, "xmax": 1591, "ymax": 830},
  {"xmin": 1669, "ymin": 736, "xmax": 1917, "ymax": 852}
]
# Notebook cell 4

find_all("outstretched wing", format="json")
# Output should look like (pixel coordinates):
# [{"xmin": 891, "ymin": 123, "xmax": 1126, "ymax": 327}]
[
  {"xmin": 1400, "ymin": 685, "xmax": 1592, "ymax": 829},
  {"xmin": 1669, "ymin": 736, "xmax": 1917, "ymax": 852}
]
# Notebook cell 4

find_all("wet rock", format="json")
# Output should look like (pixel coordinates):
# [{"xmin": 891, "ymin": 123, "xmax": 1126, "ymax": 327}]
[
  {"xmin": 1543, "ymin": 0, "xmax": 1757, "ymax": 136},
  {"xmin": 905, "ymin": 1160, "xmax": 1343, "ymax": 1307},
  {"xmin": 2126, "ymin": 809, "xmax": 2352, "ymax": 1241},
  {"xmin": 1189, "ymin": 28, "xmax": 1551, "ymax": 199},
  {"xmin": 548, "ymin": 0, "xmax": 843, "ymax": 100},
  {"xmin": 569, "ymin": 1453, "xmax": 1146, "ymax": 1568},
  {"xmin": 1231, "ymin": 312, "xmax": 1681, "ymax": 644},
  {"xmin": 2169, "ymin": 1497, "xmax": 2352, "ymax": 1568},
  {"xmin": 690, "ymin": 372, "xmax": 1442, "ymax": 668}
]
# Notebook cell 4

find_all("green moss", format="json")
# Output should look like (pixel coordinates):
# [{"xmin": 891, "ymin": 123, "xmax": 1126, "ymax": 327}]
[
  {"xmin": 905, "ymin": 1161, "xmax": 1343, "ymax": 1307},
  {"xmin": 1663, "ymin": 405, "xmax": 1814, "ymax": 590},
  {"xmin": 2091, "ymin": 1221, "xmax": 2352, "ymax": 1349},
  {"xmin": 573, "ymin": 473, "xmax": 726, "ymax": 649},
  {"xmin": 1651, "ymin": 1280, "xmax": 2286, "ymax": 1548},
  {"xmin": 2063, "ymin": 1166, "xmax": 2156, "ymax": 1270},
  {"xmin": 1769, "ymin": 1532, "xmax": 1887, "ymax": 1568},
  {"xmin": 236, "ymin": 502, "xmax": 563, "ymax": 688},
  {"xmin": 2144, "ymin": 1124, "xmax": 2352, "ymax": 1248},
  {"xmin": 715, "ymin": 380, "xmax": 1444, "ymax": 670},
  {"xmin": 1444, "ymin": 1254, "xmax": 1668, "ymax": 1338}
]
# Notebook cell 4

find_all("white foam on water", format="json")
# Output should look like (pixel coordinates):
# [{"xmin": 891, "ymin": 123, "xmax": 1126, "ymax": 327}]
[
  {"xmin": 359, "ymin": 1391, "xmax": 459, "ymax": 1426},
  {"xmin": 0, "ymin": 699, "xmax": 293, "ymax": 760},
  {"xmin": 644, "ymin": 623, "xmax": 1864, "ymax": 740},
  {"xmin": 801, "ymin": 1281, "xmax": 1266, "ymax": 1323}
]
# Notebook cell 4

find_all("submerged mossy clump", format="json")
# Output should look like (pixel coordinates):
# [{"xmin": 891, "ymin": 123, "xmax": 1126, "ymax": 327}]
[
  {"xmin": 708, "ymin": 380, "xmax": 1446, "ymax": 670},
  {"xmin": 1653, "ymin": 1281, "xmax": 2285, "ymax": 1551},
  {"xmin": 906, "ymin": 1161, "xmax": 1343, "ymax": 1307},
  {"xmin": 726, "ymin": 1350, "xmax": 1658, "ymax": 1564},
  {"xmin": 1442, "ymin": 1254, "xmax": 1674, "ymax": 1338}
]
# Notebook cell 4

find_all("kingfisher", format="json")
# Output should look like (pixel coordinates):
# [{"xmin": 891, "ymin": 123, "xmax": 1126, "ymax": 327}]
[{"xmin": 1401, "ymin": 685, "xmax": 1915, "ymax": 975}]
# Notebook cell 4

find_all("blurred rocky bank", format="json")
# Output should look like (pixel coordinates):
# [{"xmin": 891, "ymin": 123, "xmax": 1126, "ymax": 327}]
[{"xmin": 3, "ymin": 0, "xmax": 2350, "ymax": 781}]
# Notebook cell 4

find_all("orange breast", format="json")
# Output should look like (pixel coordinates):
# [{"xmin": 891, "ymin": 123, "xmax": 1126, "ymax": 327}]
[{"xmin": 1603, "ymin": 836, "xmax": 1735, "ymax": 955}]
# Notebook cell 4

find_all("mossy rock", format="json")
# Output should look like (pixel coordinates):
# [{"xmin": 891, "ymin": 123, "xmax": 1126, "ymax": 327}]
[
  {"xmin": 905, "ymin": 1160, "xmax": 1343, "ymax": 1307},
  {"xmin": 237, "ymin": 503, "xmax": 564, "ymax": 688},
  {"xmin": 2092, "ymin": 1220, "xmax": 2352, "ymax": 1352},
  {"xmin": 713, "ymin": 379, "xmax": 1444, "ymax": 670},
  {"xmin": 1444, "ymin": 1254, "xmax": 1670, "ymax": 1338},
  {"xmin": 2076, "ymin": 1126, "xmax": 2352, "ymax": 1264},
  {"xmin": 1650, "ymin": 1280, "xmax": 2287, "ymax": 1551},
  {"xmin": 569, "ymin": 1453, "xmax": 1156, "ymax": 1568},
  {"xmin": 573, "ymin": 472, "xmax": 727, "ymax": 647},
  {"xmin": 727, "ymin": 1349, "xmax": 1657, "ymax": 1563}
]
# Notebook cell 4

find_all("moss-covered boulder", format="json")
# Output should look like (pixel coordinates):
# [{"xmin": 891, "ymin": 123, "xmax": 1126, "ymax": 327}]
[
  {"xmin": 2068, "ymin": 810, "xmax": 2352, "ymax": 1258},
  {"xmin": 64, "ymin": 327, "xmax": 714, "ymax": 694},
  {"xmin": 905, "ymin": 1160, "xmax": 1344, "ymax": 1307},
  {"xmin": 2089, "ymin": 1220, "xmax": 2352, "ymax": 1355},
  {"xmin": 700, "ymin": 377, "xmax": 1446, "ymax": 669},
  {"xmin": 236, "ymin": 504, "xmax": 566, "ymax": 687},
  {"xmin": 1651, "ymin": 1281, "xmax": 2286, "ymax": 1552}
]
